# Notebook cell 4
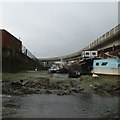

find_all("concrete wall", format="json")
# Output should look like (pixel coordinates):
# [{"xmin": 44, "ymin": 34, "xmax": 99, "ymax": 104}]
[
  {"xmin": 2, "ymin": 47, "xmax": 44, "ymax": 73},
  {"xmin": 1, "ymin": 29, "xmax": 44, "ymax": 73}
]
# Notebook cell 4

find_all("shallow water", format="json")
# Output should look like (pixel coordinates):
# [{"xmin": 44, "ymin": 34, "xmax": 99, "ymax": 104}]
[{"xmin": 2, "ymin": 93, "xmax": 118, "ymax": 118}]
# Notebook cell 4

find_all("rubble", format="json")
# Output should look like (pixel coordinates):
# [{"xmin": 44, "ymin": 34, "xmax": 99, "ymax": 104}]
[{"xmin": 2, "ymin": 73, "xmax": 120, "ymax": 96}]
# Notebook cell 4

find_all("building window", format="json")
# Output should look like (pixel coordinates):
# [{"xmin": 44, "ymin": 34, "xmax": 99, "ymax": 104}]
[
  {"xmin": 101, "ymin": 62, "xmax": 108, "ymax": 66},
  {"xmin": 96, "ymin": 63, "xmax": 99, "ymax": 66}
]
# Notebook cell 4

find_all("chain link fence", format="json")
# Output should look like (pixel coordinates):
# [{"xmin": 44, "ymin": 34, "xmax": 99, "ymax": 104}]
[{"xmin": 22, "ymin": 45, "xmax": 43, "ymax": 66}]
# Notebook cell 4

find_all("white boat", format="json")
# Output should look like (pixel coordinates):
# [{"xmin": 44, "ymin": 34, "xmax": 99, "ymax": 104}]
[{"xmin": 92, "ymin": 58, "xmax": 120, "ymax": 76}]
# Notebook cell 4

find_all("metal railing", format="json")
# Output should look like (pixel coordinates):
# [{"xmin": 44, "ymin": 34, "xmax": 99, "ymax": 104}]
[
  {"xmin": 22, "ymin": 45, "xmax": 43, "ymax": 65},
  {"xmin": 88, "ymin": 24, "xmax": 120, "ymax": 49}
]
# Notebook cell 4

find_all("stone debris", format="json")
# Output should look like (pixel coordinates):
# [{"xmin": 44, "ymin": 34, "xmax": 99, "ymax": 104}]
[{"xmin": 2, "ymin": 74, "xmax": 120, "ymax": 96}]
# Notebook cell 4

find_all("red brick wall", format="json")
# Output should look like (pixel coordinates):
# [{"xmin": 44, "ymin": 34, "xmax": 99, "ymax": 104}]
[{"xmin": 0, "ymin": 29, "xmax": 22, "ymax": 51}]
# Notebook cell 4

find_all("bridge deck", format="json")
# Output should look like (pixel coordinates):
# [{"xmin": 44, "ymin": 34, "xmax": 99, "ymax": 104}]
[{"xmin": 39, "ymin": 24, "xmax": 120, "ymax": 62}]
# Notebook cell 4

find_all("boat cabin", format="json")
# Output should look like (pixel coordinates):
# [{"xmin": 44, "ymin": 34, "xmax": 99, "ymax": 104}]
[{"xmin": 82, "ymin": 51, "xmax": 98, "ymax": 58}]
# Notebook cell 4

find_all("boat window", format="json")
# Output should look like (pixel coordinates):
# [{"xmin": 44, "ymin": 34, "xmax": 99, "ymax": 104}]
[
  {"xmin": 118, "ymin": 64, "xmax": 120, "ymax": 67},
  {"xmin": 86, "ymin": 52, "xmax": 89, "ymax": 55},
  {"xmin": 92, "ymin": 52, "xmax": 96, "ymax": 55},
  {"xmin": 101, "ymin": 62, "xmax": 108, "ymax": 66},
  {"xmin": 96, "ymin": 63, "xmax": 99, "ymax": 66}
]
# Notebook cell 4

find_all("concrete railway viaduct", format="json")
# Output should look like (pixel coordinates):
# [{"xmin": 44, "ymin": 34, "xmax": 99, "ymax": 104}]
[{"xmin": 39, "ymin": 24, "xmax": 120, "ymax": 67}]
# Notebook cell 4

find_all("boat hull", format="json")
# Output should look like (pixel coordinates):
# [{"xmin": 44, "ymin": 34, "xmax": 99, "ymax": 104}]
[{"xmin": 92, "ymin": 67, "xmax": 120, "ymax": 76}]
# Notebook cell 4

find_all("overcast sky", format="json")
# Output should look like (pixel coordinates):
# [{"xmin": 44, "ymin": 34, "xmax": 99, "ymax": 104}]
[{"xmin": 1, "ymin": 2, "xmax": 118, "ymax": 58}]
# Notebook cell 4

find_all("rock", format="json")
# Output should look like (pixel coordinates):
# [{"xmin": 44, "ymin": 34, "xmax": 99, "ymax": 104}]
[
  {"xmin": 20, "ymin": 79, "xmax": 23, "ymax": 83},
  {"xmin": 21, "ymin": 81, "xmax": 28, "ymax": 86},
  {"xmin": 45, "ymin": 90, "xmax": 52, "ymax": 94},
  {"xmin": 70, "ymin": 88, "xmax": 77, "ymax": 92},
  {"xmin": 113, "ymin": 87, "xmax": 120, "ymax": 91},
  {"xmin": 10, "ymin": 82, "xmax": 22, "ymax": 87},
  {"xmin": 80, "ymin": 88, "xmax": 84, "ymax": 91},
  {"xmin": 57, "ymin": 90, "xmax": 72, "ymax": 96}
]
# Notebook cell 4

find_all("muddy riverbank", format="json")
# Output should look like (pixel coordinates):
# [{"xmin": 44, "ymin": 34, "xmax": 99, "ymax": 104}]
[{"xmin": 2, "ymin": 70, "xmax": 120, "ymax": 96}]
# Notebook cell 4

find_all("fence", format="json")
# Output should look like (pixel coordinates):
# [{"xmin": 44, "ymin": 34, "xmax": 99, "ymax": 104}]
[
  {"xmin": 86, "ymin": 24, "xmax": 120, "ymax": 50},
  {"xmin": 22, "ymin": 45, "xmax": 43, "ymax": 66}
]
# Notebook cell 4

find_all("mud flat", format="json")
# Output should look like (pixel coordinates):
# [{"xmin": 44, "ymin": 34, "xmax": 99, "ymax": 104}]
[
  {"xmin": 2, "ymin": 70, "xmax": 120, "ymax": 96},
  {"xmin": 2, "ymin": 71, "xmax": 120, "ymax": 118}
]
